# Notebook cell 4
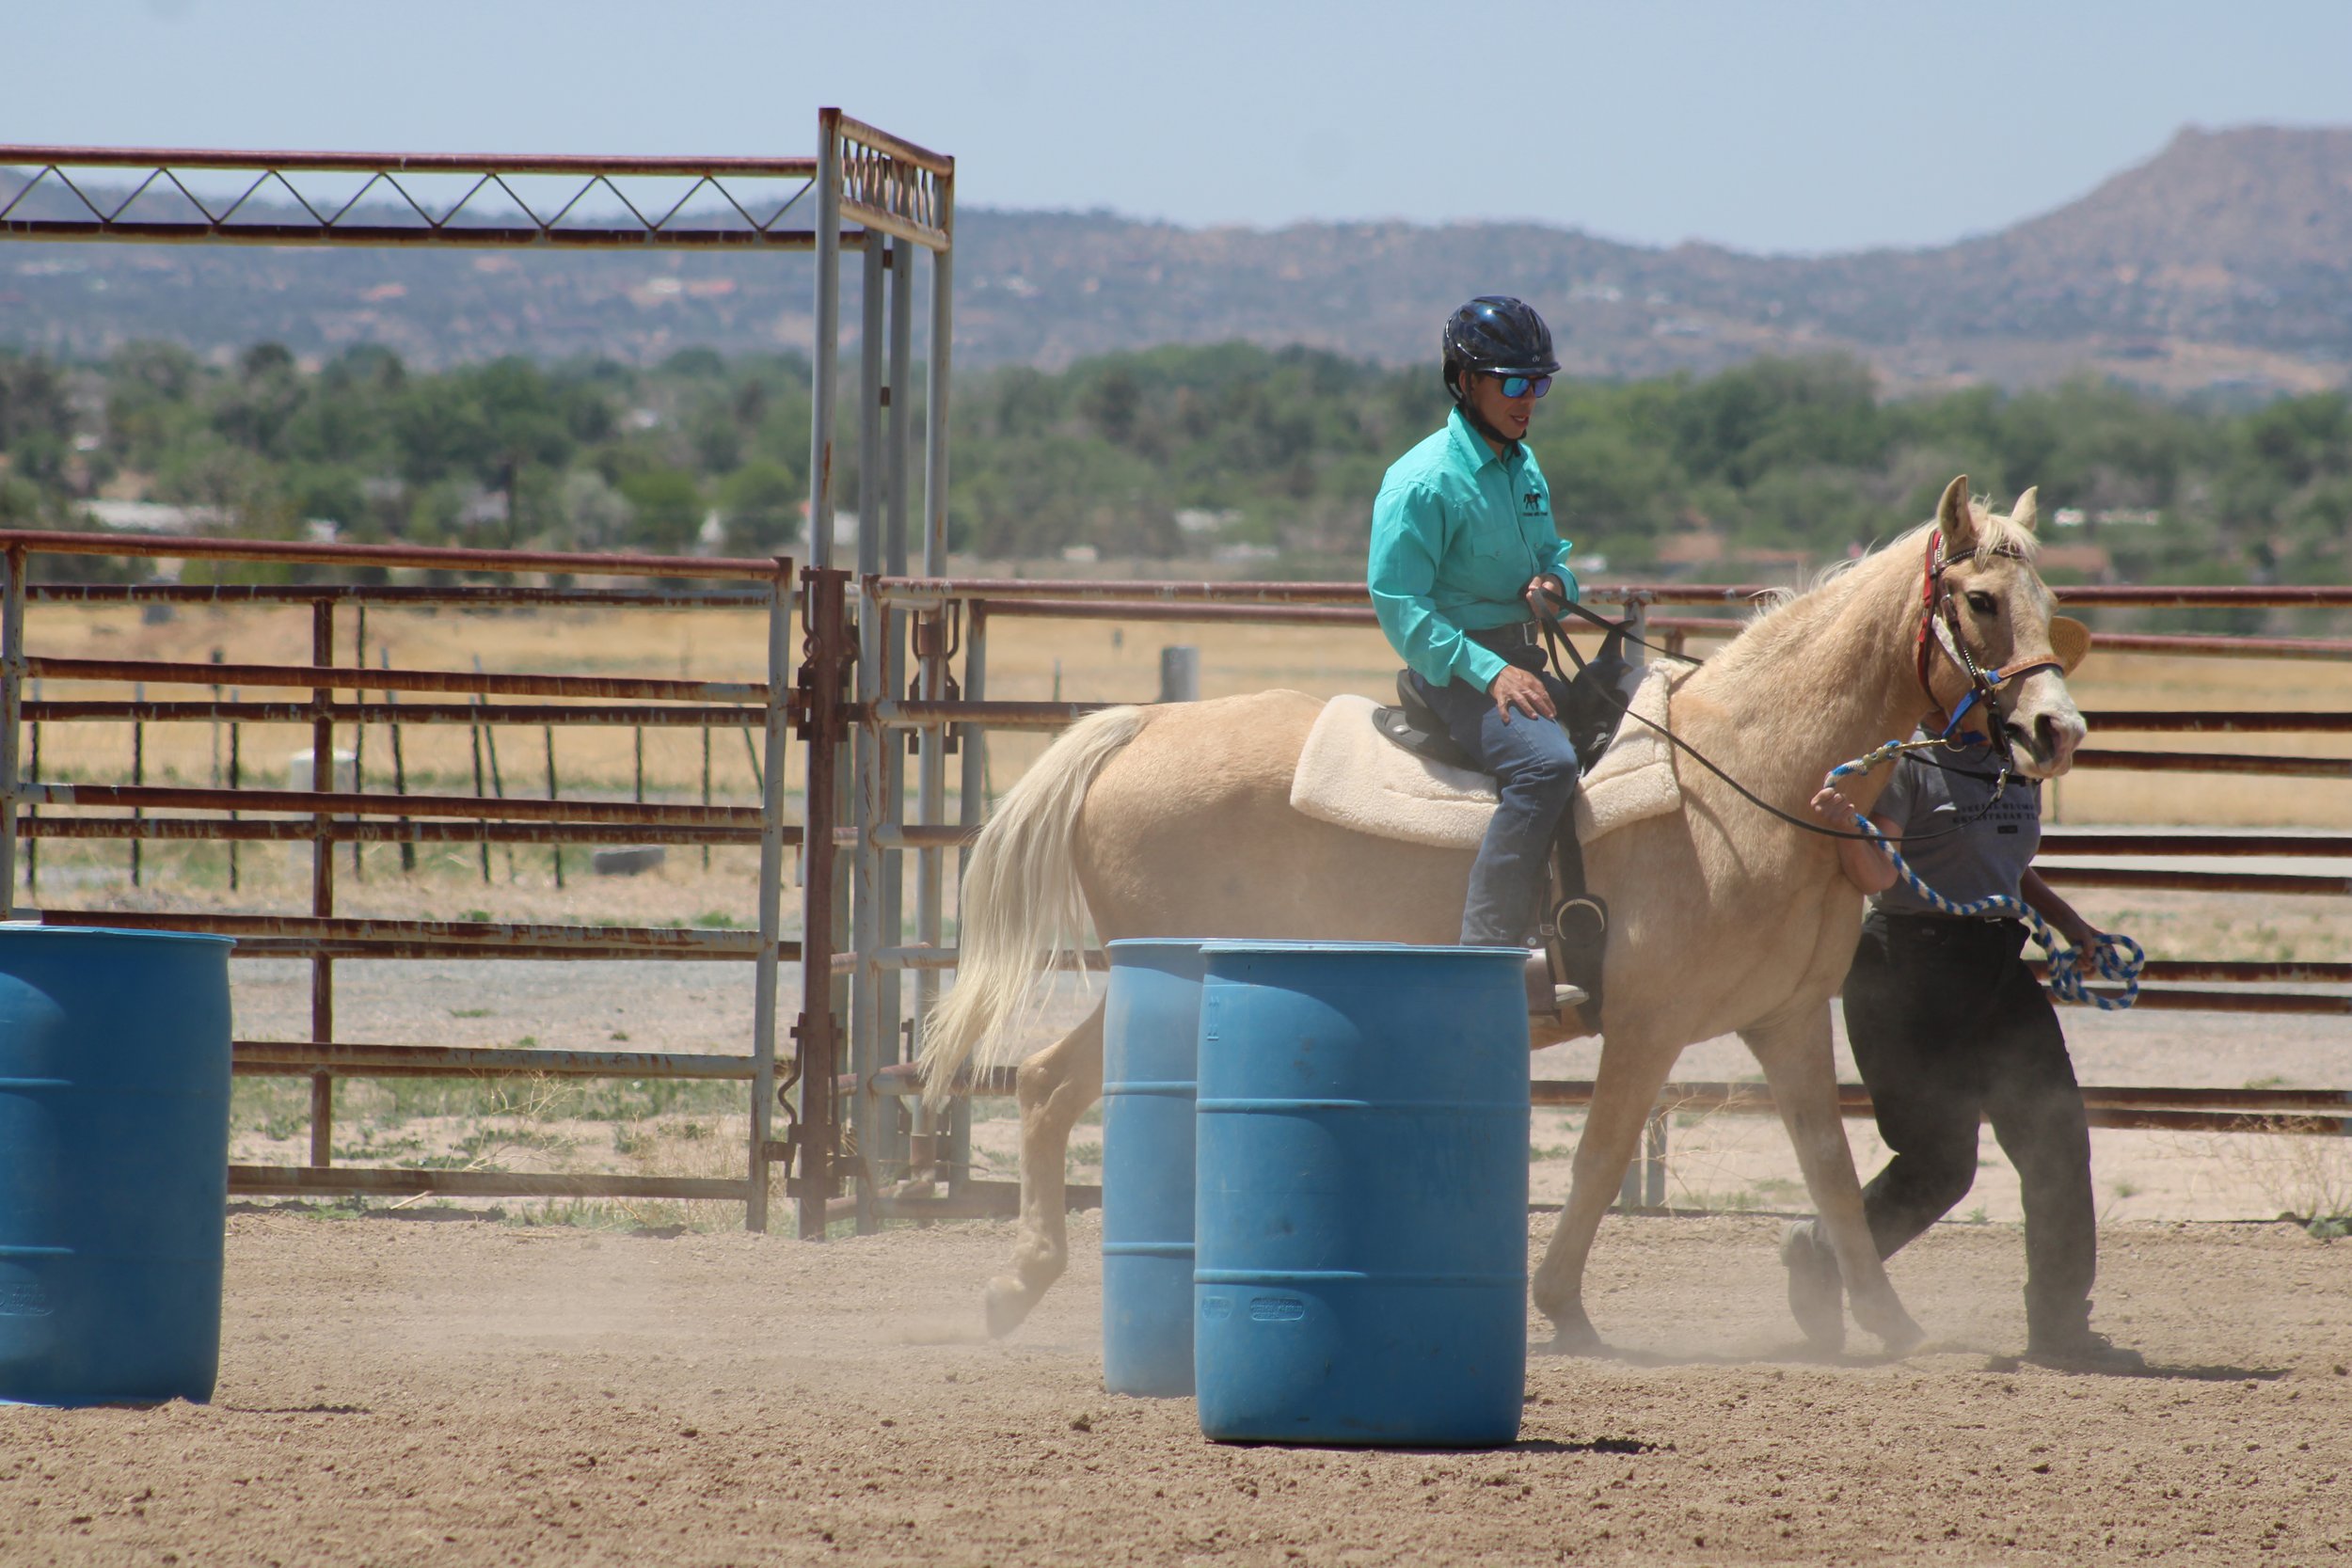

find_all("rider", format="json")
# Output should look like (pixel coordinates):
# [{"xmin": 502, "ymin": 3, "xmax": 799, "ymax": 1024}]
[{"xmin": 1368, "ymin": 295, "xmax": 1583, "ymax": 957}]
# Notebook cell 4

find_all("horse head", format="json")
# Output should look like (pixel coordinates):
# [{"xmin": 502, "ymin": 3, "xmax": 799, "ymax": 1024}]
[{"xmin": 1917, "ymin": 474, "xmax": 2087, "ymax": 778}]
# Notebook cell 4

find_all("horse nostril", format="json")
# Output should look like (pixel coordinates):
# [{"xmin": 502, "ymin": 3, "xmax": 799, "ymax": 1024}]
[{"xmin": 2035, "ymin": 714, "xmax": 2074, "ymax": 761}]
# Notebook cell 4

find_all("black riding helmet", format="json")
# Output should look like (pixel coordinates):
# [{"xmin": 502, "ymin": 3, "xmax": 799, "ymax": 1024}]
[{"xmin": 1441, "ymin": 295, "xmax": 1561, "ymax": 403}]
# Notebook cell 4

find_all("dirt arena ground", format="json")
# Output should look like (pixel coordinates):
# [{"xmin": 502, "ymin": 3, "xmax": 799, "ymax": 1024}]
[
  {"xmin": 5, "ymin": 1208, "xmax": 2349, "ymax": 1567},
  {"xmin": 9, "ymin": 607, "xmax": 2348, "ymax": 1562}
]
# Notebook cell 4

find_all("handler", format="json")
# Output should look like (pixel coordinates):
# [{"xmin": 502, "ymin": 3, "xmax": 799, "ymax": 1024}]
[
  {"xmin": 1787, "ymin": 618, "xmax": 2141, "ymax": 1369},
  {"xmin": 1367, "ymin": 295, "xmax": 1582, "ymax": 952}
]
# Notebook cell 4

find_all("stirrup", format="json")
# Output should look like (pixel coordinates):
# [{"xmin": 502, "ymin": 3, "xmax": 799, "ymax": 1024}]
[
  {"xmin": 1539, "ymin": 894, "xmax": 1608, "ymax": 1033},
  {"xmin": 1522, "ymin": 950, "xmax": 1590, "ymax": 1020}
]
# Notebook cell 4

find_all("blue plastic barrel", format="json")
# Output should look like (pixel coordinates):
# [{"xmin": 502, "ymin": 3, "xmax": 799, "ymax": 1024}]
[
  {"xmin": 1101, "ymin": 938, "xmax": 1208, "ymax": 1396},
  {"xmin": 1194, "ymin": 942, "xmax": 1530, "ymax": 1446},
  {"xmin": 0, "ymin": 926, "xmax": 236, "ymax": 1406}
]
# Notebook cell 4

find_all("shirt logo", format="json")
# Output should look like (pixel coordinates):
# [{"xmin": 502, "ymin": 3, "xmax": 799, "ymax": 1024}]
[{"xmin": 1522, "ymin": 488, "xmax": 1548, "ymax": 515}]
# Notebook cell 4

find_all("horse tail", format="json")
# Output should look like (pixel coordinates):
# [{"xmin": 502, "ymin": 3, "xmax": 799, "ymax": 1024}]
[{"xmin": 918, "ymin": 704, "xmax": 1151, "ymax": 1109}]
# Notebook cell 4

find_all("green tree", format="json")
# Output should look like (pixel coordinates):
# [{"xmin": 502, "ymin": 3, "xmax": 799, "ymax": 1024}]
[
  {"xmin": 715, "ymin": 461, "xmax": 802, "ymax": 555},
  {"xmin": 615, "ymin": 467, "xmax": 704, "ymax": 553}
]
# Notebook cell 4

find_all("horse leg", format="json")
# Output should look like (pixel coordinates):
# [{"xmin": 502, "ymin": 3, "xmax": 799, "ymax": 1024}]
[
  {"xmin": 1531, "ymin": 1035, "xmax": 1678, "ymax": 1353},
  {"xmin": 982, "ymin": 1002, "xmax": 1106, "ymax": 1338},
  {"xmin": 1741, "ymin": 1010, "xmax": 1924, "ymax": 1356}
]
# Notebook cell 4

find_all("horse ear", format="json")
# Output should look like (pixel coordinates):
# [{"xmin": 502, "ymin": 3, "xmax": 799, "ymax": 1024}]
[
  {"xmin": 2010, "ymin": 486, "xmax": 2040, "ymax": 534},
  {"xmin": 1935, "ymin": 475, "xmax": 1977, "ymax": 551}
]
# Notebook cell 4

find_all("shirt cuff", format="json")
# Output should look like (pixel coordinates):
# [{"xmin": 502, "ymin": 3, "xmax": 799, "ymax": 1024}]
[{"xmin": 1457, "ymin": 641, "xmax": 1507, "ymax": 691}]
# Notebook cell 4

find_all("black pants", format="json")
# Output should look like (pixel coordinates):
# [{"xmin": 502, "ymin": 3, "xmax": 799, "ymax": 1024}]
[{"xmin": 1841, "ymin": 911, "xmax": 2097, "ymax": 1340}]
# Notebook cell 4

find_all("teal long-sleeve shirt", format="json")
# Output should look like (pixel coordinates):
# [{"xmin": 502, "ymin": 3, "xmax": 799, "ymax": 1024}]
[{"xmin": 1367, "ymin": 407, "xmax": 1578, "ymax": 691}]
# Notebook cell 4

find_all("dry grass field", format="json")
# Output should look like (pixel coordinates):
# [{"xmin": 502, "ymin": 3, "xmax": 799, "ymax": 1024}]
[{"xmin": 20, "ymin": 595, "xmax": 2351, "ymax": 822}]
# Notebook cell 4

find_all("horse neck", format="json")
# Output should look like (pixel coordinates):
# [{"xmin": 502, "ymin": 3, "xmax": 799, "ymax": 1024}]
[{"xmin": 1678, "ymin": 547, "xmax": 1929, "ymax": 808}]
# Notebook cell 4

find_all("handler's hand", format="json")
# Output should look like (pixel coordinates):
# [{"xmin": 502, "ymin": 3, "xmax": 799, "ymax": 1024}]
[
  {"xmin": 2058, "ymin": 917, "xmax": 2104, "ymax": 952},
  {"xmin": 1810, "ymin": 783, "xmax": 1862, "ymax": 828},
  {"xmin": 1524, "ymin": 575, "xmax": 1568, "ymax": 621},
  {"xmin": 1488, "ymin": 664, "xmax": 1555, "ymax": 724}
]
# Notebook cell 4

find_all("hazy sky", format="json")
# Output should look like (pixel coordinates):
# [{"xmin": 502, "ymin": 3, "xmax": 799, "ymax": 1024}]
[{"xmin": 10, "ymin": 0, "xmax": 2351, "ymax": 255}]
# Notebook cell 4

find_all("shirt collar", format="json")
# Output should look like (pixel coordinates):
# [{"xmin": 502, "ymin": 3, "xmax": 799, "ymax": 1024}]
[{"xmin": 1446, "ymin": 405, "xmax": 1520, "ymax": 472}]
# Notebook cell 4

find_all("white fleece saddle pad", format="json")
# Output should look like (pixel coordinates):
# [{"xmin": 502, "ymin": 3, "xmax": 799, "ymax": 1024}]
[{"xmin": 1289, "ymin": 664, "xmax": 1683, "ymax": 850}]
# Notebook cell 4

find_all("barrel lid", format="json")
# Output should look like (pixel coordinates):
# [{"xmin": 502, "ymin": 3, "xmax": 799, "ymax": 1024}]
[
  {"xmin": 1199, "ymin": 940, "xmax": 1523, "ymax": 958},
  {"xmin": 0, "ymin": 921, "xmax": 236, "ymax": 947}
]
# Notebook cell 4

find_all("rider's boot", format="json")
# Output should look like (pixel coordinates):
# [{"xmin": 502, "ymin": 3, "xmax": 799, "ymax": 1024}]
[{"xmin": 1522, "ymin": 950, "xmax": 1589, "ymax": 1019}]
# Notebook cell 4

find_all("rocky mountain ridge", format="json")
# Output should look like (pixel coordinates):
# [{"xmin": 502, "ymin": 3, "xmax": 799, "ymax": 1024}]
[{"xmin": 4, "ymin": 124, "xmax": 2348, "ymax": 394}]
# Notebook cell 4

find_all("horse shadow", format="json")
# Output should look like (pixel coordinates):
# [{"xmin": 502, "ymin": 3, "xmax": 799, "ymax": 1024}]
[{"xmin": 1531, "ymin": 1332, "xmax": 2290, "ymax": 1382}]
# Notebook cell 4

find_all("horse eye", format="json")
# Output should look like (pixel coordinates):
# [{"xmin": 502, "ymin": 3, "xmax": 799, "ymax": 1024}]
[{"xmin": 1965, "ymin": 591, "xmax": 1998, "ymax": 616}]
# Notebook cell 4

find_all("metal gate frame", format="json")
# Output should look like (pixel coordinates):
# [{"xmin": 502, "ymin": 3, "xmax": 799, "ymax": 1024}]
[{"xmin": 1, "ymin": 111, "xmax": 954, "ymax": 1237}]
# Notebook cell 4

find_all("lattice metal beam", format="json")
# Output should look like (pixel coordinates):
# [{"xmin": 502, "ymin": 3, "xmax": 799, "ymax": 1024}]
[{"xmin": 0, "ymin": 142, "xmax": 896, "ymax": 250}]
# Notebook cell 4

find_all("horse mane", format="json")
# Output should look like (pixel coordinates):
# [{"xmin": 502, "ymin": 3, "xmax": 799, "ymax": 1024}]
[
  {"xmin": 1699, "ymin": 498, "xmax": 2038, "ymax": 687},
  {"xmin": 1738, "ymin": 499, "xmax": 2039, "ymax": 628}
]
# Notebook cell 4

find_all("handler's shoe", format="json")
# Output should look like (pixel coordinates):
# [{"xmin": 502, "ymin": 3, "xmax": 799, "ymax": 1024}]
[
  {"xmin": 2025, "ymin": 1326, "xmax": 2146, "ymax": 1373},
  {"xmin": 1778, "ymin": 1220, "xmax": 1846, "ymax": 1352}
]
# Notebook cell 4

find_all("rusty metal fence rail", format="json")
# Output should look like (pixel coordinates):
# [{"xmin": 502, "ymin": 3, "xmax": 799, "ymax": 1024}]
[
  {"xmin": 0, "ymin": 530, "xmax": 807, "ymax": 1228},
  {"xmin": 825, "ymin": 572, "xmax": 2351, "ymax": 1226},
  {"xmin": 7, "ymin": 549, "xmax": 2349, "ymax": 1239}
]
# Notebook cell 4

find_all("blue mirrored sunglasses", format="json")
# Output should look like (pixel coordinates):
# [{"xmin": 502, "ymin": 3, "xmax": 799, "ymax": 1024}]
[{"xmin": 1496, "ymin": 373, "xmax": 1552, "ymax": 399}]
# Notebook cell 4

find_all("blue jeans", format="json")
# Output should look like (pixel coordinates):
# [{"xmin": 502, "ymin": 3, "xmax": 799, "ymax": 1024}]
[{"xmin": 1409, "ymin": 664, "xmax": 1582, "ymax": 946}]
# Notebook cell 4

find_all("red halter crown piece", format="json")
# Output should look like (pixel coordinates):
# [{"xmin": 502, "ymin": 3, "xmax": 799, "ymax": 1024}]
[{"xmin": 1913, "ymin": 528, "xmax": 1944, "ymax": 715}]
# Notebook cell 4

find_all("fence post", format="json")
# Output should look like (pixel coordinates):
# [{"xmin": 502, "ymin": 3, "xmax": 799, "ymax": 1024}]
[
  {"xmin": 1616, "ymin": 1108, "xmax": 1668, "ymax": 1212},
  {"xmin": 385, "ymin": 646, "xmax": 412, "ymax": 872},
  {"xmin": 228, "ymin": 690, "xmax": 242, "ymax": 892},
  {"xmin": 795, "ymin": 566, "xmax": 850, "ymax": 1240},
  {"xmin": 209, "ymin": 648, "xmax": 225, "ymax": 886},
  {"xmin": 947, "ymin": 599, "xmax": 989, "ymax": 1193},
  {"xmin": 878, "ymin": 230, "xmax": 917, "ymax": 1202},
  {"xmin": 747, "ymin": 559, "xmax": 795, "ymax": 1234},
  {"xmin": 544, "ymin": 725, "xmax": 563, "ymax": 889},
  {"xmin": 1157, "ymin": 645, "xmax": 1200, "ymax": 704},
  {"xmin": 0, "ymin": 545, "xmax": 24, "ymax": 918},
  {"xmin": 309, "ymin": 601, "xmax": 336, "ymax": 1169},
  {"xmin": 469, "ymin": 676, "xmax": 491, "ymax": 884},
  {"xmin": 350, "ymin": 603, "xmax": 366, "ymax": 881},
  {"xmin": 130, "ymin": 684, "xmax": 144, "ymax": 887},
  {"xmin": 23, "ymin": 703, "xmax": 37, "ymax": 901},
  {"xmin": 843, "ymin": 231, "xmax": 889, "ymax": 1237},
  {"xmin": 477, "ymin": 656, "xmax": 510, "ymax": 882}
]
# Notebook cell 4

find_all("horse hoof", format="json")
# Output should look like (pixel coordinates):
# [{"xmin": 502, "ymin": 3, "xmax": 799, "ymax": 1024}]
[
  {"xmin": 981, "ymin": 1277, "xmax": 1034, "ymax": 1339},
  {"xmin": 1537, "ymin": 1311, "xmax": 1604, "ymax": 1357},
  {"xmin": 1862, "ymin": 1310, "xmax": 1924, "ymax": 1358},
  {"xmin": 1778, "ymin": 1221, "xmax": 1847, "ymax": 1353},
  {"xmin": 1875, "ymin": 1318, "xmax": 1925, "ymax": 1358}
]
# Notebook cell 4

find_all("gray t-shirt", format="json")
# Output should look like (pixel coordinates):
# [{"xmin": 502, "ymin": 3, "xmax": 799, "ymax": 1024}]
[{"xmin": 1868, "ymin": 733, "xmax": 2042, "ymax": 917}]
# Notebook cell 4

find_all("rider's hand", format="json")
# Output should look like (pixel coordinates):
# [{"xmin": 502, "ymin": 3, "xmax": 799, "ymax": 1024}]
[
  {"xmin": 1524, "ymin": 574, "xmax": 1568, "ymax": 620},
  {"xmin": 1488, "ymin": 664, "xmax": 1555, "ymax": 724}
]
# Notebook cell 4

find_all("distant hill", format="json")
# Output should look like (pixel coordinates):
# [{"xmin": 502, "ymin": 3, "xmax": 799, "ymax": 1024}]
[{"xmin": 4, "ymin": 124, "xmax": 2349, "ymax": 394}]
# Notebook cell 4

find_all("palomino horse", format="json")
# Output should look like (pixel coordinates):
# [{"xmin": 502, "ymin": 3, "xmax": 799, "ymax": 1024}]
[{"xmin": 920, "ymin": 477, "xmax": 2084, "ymax": 1354}]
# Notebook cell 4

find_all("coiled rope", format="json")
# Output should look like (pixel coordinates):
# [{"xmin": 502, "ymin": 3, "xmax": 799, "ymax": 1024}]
[{"xmin": 1825, "ymin": 737, "xmax": 2146, "ymax": 1011}]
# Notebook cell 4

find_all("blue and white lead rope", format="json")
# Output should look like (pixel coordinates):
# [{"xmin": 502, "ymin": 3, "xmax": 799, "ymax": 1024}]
[{"xmin": 1824, "ymin": 737, "xmax": 2146, "ymax": 1011}]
